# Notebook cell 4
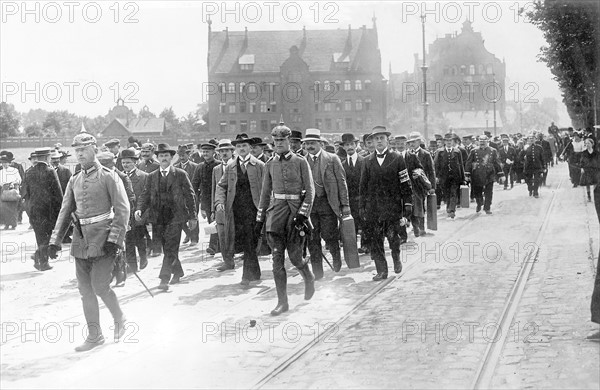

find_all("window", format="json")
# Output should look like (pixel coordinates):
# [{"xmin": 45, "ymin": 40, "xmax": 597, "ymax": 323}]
[
  {"xmin": 250, "ymin": 120, "xmax": 257, "ymax": 132},
  {"xmin": 335, "ymin": 80, "xmax": 341, "ymax": 90},
  {"xmin": 324, "ymin": 102, "xmax": 332, "ymax": 112},
  {"xmin": 260, "ymin": 101, "xmax": 267, "ymax": 113},
  {"xmin": 240, "ymin": 64, "xmax": 253, "ymax": 71},
  {"xmin": 460, "ymin": 65, "xmax": 466, "ymax": 75},
  {"xmin": 345, "ymin": 118, "xmax": 352, "ymax": 130},
  {"xmin": 325, "ymin": 118, "xmax": 332, "ymax": 130},
  {"xmin": 240, "ymin": 101, "xmax": 246, "ymax": 113},
  {"xmin": 344, "ymin": 80, "xmax": 351, "ymax": 91},
  {"xmin": 220, "ymin": 121, "xmax": 227, "ymax": 132},
  {"xmin": 219, "ymin": 82, "xmax": 225, "ymax": 93},
  {"xmin": 365, "ymin": 80, "xmax": 371, "ymax": 90},
  {"xmin": 249, "ymin": 102, "xmax": 256, "ymax": 113},
  {"xmin": 228, "ymin": 103, "xmax": 236, "ymax": 114},
  {"xmin": 355, "ymin": 80, "xmax": 362, "ymax": 90},
  {"xmin": 248, "ymin": 83, "xmax": 257, "ymax": 94},
  {"xmin": 365, "ymin": 98, "xmax": 371, "ymax": 111},
  {"xmin": 315, "ymin": 118, "xmax": 322, "ymax": 129},
  {"xmin": 228, "ymin": 82, "xmax": 235, "ymax": 93},
  {"xmin": 336, "ymin": 101, "xmax": 342, "ymax": 111},
  {"xmin": 239, "ymin": 82, "xmax": 246, "ymax": 93},
  {"xmin": 219, "ymin": 102, "xmax": 226, "ymax": 114},
  {"xmin": 324, "ymin": 80, "xmax": 331, "ymax": 91},
  {"xmin": 229, "ymin": 120, "xmax": 236, "ymax": 132},
  {"xmin": 344, "ymin": 100, "xmax": 352, "ymax": 111},
  {"xmin": 240, "ymin": 120, "xmax": 248, "ymax": 132},
  {"xmin": 336, "ymin": 118, "xmax": 342, "ymax": 131},
  {"xmin": 313, "ymin": 81, "xmax": 321, "ymax": 93},
  {"xmin": 355, "ymin": 99, "xmax": 363, "ymax": 111},
  {"xmin": 469, "ymin": 65, "xmax": 475, "ymax": 75},
  {"xmin": 261, "ymin": 120, "xmax": 268, "ymax": 132},
  {"xmin": 356, "ymin": 117, "xmax": 363, "ymax": 130},
  {"xmin": 270, "ymin": 102, "xmax": 277, "ymax": 112}
]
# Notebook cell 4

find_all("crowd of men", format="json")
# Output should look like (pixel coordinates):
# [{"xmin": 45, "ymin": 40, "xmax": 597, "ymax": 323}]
[{"xmin": 1, "ymin": 120, "xmax": 598, "ymax": 351}]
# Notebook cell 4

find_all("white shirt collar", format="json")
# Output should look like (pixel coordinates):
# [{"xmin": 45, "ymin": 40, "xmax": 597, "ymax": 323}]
[{"xmin": 309, "ymin": 149, "xmax": 323, "ymax": 159}]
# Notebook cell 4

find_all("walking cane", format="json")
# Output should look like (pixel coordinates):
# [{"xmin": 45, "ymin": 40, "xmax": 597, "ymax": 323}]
[
  {"xmin": 321, "ymin": 252, "xmax": 334, "ymax": 271},
  {"xmin": 128, "ymin": 265, "xmax": 154, "ymax": 298}
]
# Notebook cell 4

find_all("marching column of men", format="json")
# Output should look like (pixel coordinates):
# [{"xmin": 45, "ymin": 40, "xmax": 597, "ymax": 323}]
[{"xmin": 9, "ymin": 121, "xmax": 596, "ymax": 351}]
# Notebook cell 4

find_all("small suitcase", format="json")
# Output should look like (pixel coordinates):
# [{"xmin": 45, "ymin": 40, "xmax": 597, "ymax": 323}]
[
  {"xmin": 460, "ymin": 185, "xmax": 470, "ymax": 208},
  {"xmin": 427, "ymin": 193, "xmax": 438, "ymax": 231},
  {"xmin": 340, "ymin": 215, "xmax": 360, "ymax": 269}
]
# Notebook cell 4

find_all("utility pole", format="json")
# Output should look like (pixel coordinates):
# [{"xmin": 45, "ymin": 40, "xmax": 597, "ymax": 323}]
[
  {"xmin": 421, "ymin": 13, "xmax": 429, "ymax": 141},
  {"xmin": 492, "ymin": 72, "xmax": 497, "ymax": 137}
]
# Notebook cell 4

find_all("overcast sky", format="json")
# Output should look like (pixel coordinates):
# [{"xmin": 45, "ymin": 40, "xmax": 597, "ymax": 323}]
[{"xmin": 0, "ymin": 0, "xmax": 569, "ymax": 124}]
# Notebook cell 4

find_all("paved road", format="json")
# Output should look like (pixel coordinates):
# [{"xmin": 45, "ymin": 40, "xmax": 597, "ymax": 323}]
[{"xmin": 1, "ymin": 164, "xmax": 598, "ymax": 389}]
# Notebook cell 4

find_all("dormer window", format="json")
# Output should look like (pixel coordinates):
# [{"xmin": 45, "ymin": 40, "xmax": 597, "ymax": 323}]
[{"xmin": 239, "ymin": 54, "xmax": 255, "ymax": 71}]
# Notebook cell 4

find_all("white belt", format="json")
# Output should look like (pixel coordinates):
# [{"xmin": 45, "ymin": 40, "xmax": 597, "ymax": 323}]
[
  {"xmin": 79, "ymin": 212, "xmax": 112, "ymax": 225},
  {"xmin": 273, "ymin": 193, "xmax": 301, "ymax": 200}
]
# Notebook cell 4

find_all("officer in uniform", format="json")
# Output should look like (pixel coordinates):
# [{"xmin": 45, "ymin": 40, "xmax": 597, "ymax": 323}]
[
  {"xmin": 523, "ymin": 134, "xmax": 547, "ymax": 198},
  {"xmin": 48, "ymin": 133, "xmax": 130, "ymax": 352},
  {"xmin": 465, "ymin": 135, "xmax": 503, "ymax": 214},
  {"xmin": 303, "ymin": 128, "xmax": 351, "ymax": 278},
  {"xmin": 255, "ymin": 122, "xmax": 316, "ymax": 316}
]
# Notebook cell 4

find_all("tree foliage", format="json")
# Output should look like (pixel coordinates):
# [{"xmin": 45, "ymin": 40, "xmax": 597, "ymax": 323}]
[
  {"xmin": 525, "ymin": 0, "xmax": 599, "ymax": 127},
  {"xmin": 0, "ymin": 102, "xmax": 20, "ymax": 138}
]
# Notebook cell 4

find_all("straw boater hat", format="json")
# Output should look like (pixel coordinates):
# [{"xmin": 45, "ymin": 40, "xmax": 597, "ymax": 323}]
[
  {"xmin": 407, "ymin": 132, "xmax": 423, "ymax": 143},
  {"xmin": 302, "ymin": 128, "xmax": 323, "ymax": 142},
  {"xmin": 215, "ymin": 139, "xmax": 235, "ymax": 151},
  {"xmin": 367, "ymin": 125, "xmax": 391, "ymax": 139}
]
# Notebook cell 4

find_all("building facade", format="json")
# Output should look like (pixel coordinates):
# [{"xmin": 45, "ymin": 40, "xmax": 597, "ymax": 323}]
[
  {"xmin": 207, "ymin": 20, "xmax": 387, "ymax": 136},
  {"xmin": 389, "ymin": 20, "xmax": 506, "ymax": 137}
]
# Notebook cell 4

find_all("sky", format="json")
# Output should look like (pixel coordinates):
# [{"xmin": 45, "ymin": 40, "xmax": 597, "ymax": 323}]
[{"xmin": 0, "ymin": 0, "xmax": 569, "ymax": 124}]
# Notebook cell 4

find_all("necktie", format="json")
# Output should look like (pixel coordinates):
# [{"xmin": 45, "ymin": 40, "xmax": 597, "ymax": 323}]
[
  {"xmin": 376, "ymin": 152, "xmax": 386, "ymax": 159},
  {"xmin": 161, "ymin": 170, "xmax": 167, "ymax": 177},
  {"xmin": 349, "ymin": 156, "xmax": 353, "ymax": 168},
  {"xmin": 241, "ymin": 159, "xmax": 247, "ymax": 174}
]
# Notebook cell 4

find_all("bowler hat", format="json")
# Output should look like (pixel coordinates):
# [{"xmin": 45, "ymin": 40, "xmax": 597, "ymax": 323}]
[
  {"xmin": 154, "ymin": 143, "xmax": 177, "ymax": 156},
  {"xmin": 232, "ymin": 133, "xmax": 255, "ymax": 146},
  {"xmin": 0, "ymin": 155, "xmax": 10, "ymax": 163},
  {"xmin": 341, "ymin": 133, "xmax": 359, "ymax": 143},
  {"xmin": 290, "ymin": 130, "xmax": 302, "ymax": 140},
  {"xmin": 0, "ymin": 151, "xmax": 14, "ymax": 161},
  {"xmin": 120, "ymin": 148, "xmax": 140, "ymax": 160}
]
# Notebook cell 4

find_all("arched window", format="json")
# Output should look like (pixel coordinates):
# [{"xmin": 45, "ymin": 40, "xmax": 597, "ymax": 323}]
[
  {"xmin": 344, "ymin": 80, "xmax": 351, "ymax": 91},
  {"xmin": 460, "ymin": 65, "xmax": 466, "ymax": 75},
  {"xmin": 239, "ymin": 82, "xmax": 246, "ymax": 93},
  {"xmin": 228, "ymin": 82, "xmax": 235, "ymax": 93},
  {"xmin": 355, "ymin": 80, "xmax": 362, "ymax": 90},
  {"xmin": 219, "ymin": 82, "xmax": 226, "ymax": 93},
  {"xmin": 364, "ymin": 80, "xmax": 371, "ymax": 90}
]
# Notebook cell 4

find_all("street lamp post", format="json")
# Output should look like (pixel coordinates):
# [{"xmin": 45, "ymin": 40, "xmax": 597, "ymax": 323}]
[
  {"xmin": 421, "ymin": 13, "xmax": 429, "ymax": 141},
  {"xmin": 492, "ymin": 72, "xmax": 497, "ymax": 137}
]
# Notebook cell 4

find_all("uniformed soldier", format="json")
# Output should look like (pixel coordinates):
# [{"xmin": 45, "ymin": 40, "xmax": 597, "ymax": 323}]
[
  {"xmin": 523, "ymin": 134, "xmax": 547, "ymax": 198},
  {"xmin": 465, "ymin": 135, "xmax": 503, "ymax": 214},
  {"xmin": 303, "ymin": 128, "xmax": 351, "ymax": 278},
  {"xmin": 48, "ymin": 133, "xmax": 130, "ymax": 352},
  {"xmin": 255, "ymin": 122, "xmax": 316, "ymax": 315}
]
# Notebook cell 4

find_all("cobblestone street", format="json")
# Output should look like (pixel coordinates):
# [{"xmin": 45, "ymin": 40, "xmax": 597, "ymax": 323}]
[{"xmin": 1, "ymin": 165, "xmax": 598, "ymax": 389}]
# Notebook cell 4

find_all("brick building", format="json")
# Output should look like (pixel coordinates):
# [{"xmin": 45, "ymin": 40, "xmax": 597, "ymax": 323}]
[
  {"xmin": 389, "ymin": 20, "xmax": 506, "ymax": 137},
  {"xmin": 207, "ymin": 19, "xmax": 387, "ymax": 136}
]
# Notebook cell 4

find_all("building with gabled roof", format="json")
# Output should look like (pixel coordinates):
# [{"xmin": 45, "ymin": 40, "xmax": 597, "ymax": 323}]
[
  {"xmin": 101, "ymin": 101, "xmax": 165, "ymax": 138},
  {"xmin": 207, "ymin": 19, "xmax": 387, "ymax": 136}
]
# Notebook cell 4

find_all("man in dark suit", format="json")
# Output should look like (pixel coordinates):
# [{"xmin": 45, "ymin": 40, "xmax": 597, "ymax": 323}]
[
  {"xmin": 465, "ymin": 135, "xmax": 503, "ymax": 214},
  {"xmin": 537, "ymin": 133, "xmax": 553, "ymax": 186},
  {"xmin": 191, "ymin": 141, "xmax": 221, "ymax": 255},
  {"xmin": 359, "ymin": 126, "xmax": 415, "ymax": 281},
  {"xmin": 22, "ymin": 148, "xmax": 63, "ymax": 271},
  {"xmin": 137, "ymin": 143, "xmax": 162, "ymax": 257},
  {"xmin": 215, "ymin": 134, "xmax": 265, "ymax": 284},
  {"xmin": 523, "ymin": 134, "xmax": 547, "ymax": 198},
  {"xmin": 497, "ymin": 134, "xmax": 517, "ymax": 190},
  {"xmin": 174, "ymin": 145, "xmax": 200, "ymax": 246},
  {"xmin": 341, "ymin": 133, "xmax": 367, "ymax": 253},
  {"xmin": 135, "ymin": 143, "xmax": 198, "ymax": 291},
  {"xmin": 303, "ymin": 129, "xmax": 351, "ymax": 279},
  {"xmin": 121, "ymin": 148, "xmax": 149, "ymax": 272},
  {"xmin": 407, "ymin": 132, "xmax": 436, "ymax": 235},
  {"xmin": 251, "ymin": 137, "xmax": 269, "ymax": 163},
  {"xmin": 434, "ymin": 133, "xmax": 465, "ymax": 219},
  {"xmin": 50, "ymin": 150, "xmax": 73, "ymax": 243}
]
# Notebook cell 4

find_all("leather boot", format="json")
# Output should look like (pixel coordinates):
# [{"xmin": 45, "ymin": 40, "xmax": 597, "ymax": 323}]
[
  {"xmin": 311, "ymin": 258, "xmax": 324, "ymax": 280},
  {"xmin": 330, "ymin": 246, "xmax": 342, "ymax": 272},
  {"xmin": 271, "ymin": 269, "xmax": 289, "ymax": 316},
  {"xmin": 297, "ymin": 264, "xmax": 315, "ymax": 300}
]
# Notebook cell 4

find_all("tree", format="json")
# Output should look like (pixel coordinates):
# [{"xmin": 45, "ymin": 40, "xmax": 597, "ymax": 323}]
[
  {"xmin": 25, "ymin": 123, "xmax": 43, "ymax": 137},
  {"xmin": 138, "ymin": 106, "xmax": 156, "ymax": 118},
  {"xmin": 159, "ymin": 106, "xmax": 181, "ymax": 135},
  {"xmin": 0, "ymin": 102, "xmax": 20, "ymax": 138},
  {"xmin": 525, "ymin": 0, "xmax": 599, "ymax": 128}
]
